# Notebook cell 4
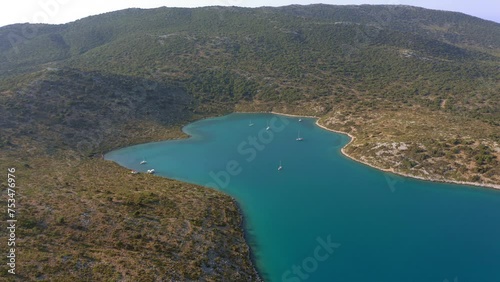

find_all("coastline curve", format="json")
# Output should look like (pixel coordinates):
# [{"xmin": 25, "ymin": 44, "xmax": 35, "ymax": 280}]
[{"xmin": 266, "ymin": 111, "xmax": 500, "ymax": 190}]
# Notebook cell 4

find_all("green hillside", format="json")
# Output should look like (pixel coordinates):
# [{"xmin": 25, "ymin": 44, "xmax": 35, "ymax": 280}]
[
  {"xmin": 2, "ymin": 5, "xmax": 499, "ymax": 122},
  {"xmin": 0, "ymin": 4, "xmax": 499, "ymax": 280}
]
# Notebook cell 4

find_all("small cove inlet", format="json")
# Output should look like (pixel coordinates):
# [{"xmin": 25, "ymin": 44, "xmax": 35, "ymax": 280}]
[{"xmin": 105, "ymin": 113, "xmax": 500, "ymax": 282}]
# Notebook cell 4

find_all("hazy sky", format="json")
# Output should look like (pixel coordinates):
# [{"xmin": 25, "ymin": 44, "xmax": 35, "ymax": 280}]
[{"xmin": 0, "ymin": 0, "xmax": 498, "ymax": 28}]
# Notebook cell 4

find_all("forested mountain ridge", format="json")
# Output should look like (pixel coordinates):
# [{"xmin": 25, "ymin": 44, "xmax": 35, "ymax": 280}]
[
  {"xmin": 1, "ymin": 5, "xmax": 499, "ymax": 122},
  {"xmin": 0, "ymin": 4, "xmax": 499, "ymax": 280}
]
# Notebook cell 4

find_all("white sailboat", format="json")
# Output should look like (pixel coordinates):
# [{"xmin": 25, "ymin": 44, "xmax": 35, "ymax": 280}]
[
  {"xmin": 299, "ymin": 118, "xmax": 302, "ymax": 122},
  {"xmin": 296, "ymin": 130, "xmax": 304, "ymax": 141},
  {"xmin": 278, "ymin": 161, "xmax": 283, "ymax": 171},
  {"xmin": 140, "ymin": 158, "xmax": 147, "ymax": 164}
]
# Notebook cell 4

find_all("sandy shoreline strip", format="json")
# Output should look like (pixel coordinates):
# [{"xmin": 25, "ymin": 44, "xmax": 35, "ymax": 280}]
[{"xmin": 265, "ymin": 111, "xmax": 500, "ymax": 190}]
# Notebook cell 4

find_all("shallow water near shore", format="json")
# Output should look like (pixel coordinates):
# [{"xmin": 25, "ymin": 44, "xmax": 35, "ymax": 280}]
[{"xmin": 106, "ymin": 113, "xmax": 500, "ymax": 282}]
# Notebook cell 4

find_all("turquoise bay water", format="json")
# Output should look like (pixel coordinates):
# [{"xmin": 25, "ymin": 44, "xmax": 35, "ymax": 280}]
[{"xmin": 106, "ymin": 113, "xmax": 500, "ymax": 282}]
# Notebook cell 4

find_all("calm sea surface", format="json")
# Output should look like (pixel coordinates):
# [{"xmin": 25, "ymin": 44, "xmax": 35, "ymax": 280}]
[{"xmin": 105, "ymin": 113, "xmax": 500, "ymax": 282}]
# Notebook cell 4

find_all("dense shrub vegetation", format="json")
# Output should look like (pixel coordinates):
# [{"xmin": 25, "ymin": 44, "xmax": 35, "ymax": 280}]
[{"xmin": 0, "ymin": 4, "xmax": 499, "ymax": 280}]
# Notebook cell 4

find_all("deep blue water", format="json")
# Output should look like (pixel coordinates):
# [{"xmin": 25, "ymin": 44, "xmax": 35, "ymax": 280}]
[{"xmin": 105, "ymin": 113, "xmax": 500, "ymax": 282}]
